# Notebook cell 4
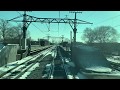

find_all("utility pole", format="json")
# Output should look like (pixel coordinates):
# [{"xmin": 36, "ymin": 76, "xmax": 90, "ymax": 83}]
[
  {"xmin": 38, "ymin": 38, "xmax": 40, "ymax": 46},
  {"xmin": 22, "ymin": 11, "xmax": 27, "ymax": 50},
  {"xmin": 47, "ymin": 34, "xmax": 50, "ymax": 41},
  {"xmin": 69, "ymin": 11, "xmax": 93, "ymax": 62},
  {"xmin": 69, "ymin": 11, "xmax": 82, "ymax": 45},
  {"xmin": 61, "ymin": 35, "xmax": 64, "ymax": 43},
  {"xmin": 47, "ymin": 34, "xmax": 50, "ymax": 45},
  {"xmin": 70, "ymin": 31, "xmax": 72, "ymax": 43},
  {"xmin": 28, "ymin": 37, "xmax": 31, "ymax": 55},
  {"xmin": 58, "ymin": 11, "xmax": 60, "ymax": 36}
]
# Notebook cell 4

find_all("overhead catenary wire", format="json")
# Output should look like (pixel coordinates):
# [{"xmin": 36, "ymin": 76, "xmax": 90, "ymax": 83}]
[
  {"xmin": 16, "ymin": 11, "xmax": 23, "ymax": 16},
  {"xmin": 94, "ymin": 14, "xmax": 120, "ymax": 26},
  {"xmin": 45, "ymin": 23, "xmax": 50, "ymax": 32},
  {"xmin": 31, "ymin": 23, "xmax": 46, "ymax": 35},
  {"xmin": 58, "ymin": 11, "xmax": 60, "ymax": 36}
]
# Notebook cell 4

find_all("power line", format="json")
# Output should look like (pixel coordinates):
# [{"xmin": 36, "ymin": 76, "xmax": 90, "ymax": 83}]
[
  {"xmin": 16, "ymin": 11, "xmax": 22, "ymax": 16},
  {"xmin": 31, "ymin": 23, "xmax": 46, "ymax": 35},
  {"xmin": 94, "ymin": 14, "xmax": 120, "ymax": 26},
  {"xmin": 45, "ymin": 23, "xmax": 50, "ymax": 31},
  {"xmin": 58, "ymin": 11, "xmax": 60, "ymax": 36}
]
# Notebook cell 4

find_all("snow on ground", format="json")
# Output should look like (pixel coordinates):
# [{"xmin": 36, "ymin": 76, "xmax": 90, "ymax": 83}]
[
  {"xmin": 19, "ymin": 63, "xmax": 40, "ymax": 79},
  {"xmin": 9, "ymin": 56, "xmax": 33, "ymax": 65},
  {"xmin": 46, "ymin": 63, "xmax": 51, "ymax": 67},
  {"xmin": 0, "ymin": 66, "xmax": 15, "ymax": 75},
  {"xmin": 0, "ymin": 46, "xmax": 54, "ymax": 78},
  {"xmin": 46, "ymin": 52, "xmax": 52, "ymax": 56},
  {"xmin": 0, "ymin": 56, "xmax": 33, "ymax": 75},
  {"xmin": 67, "ymin": 75, "xmax": 74, "ymax": 79},
  {"xmin": 107, "ymin": 57, "xmax": 120, "ymax": 64},
  {"xmin": 82, "ymin": 68, "xmax": 120, "ymax": 76},
  {"xmin": 1, "ymin": 65, "xmax": 25, "ymax": 79},
  {"xmin": 85, "ymin": 66, "xmax": 112, "ymax": 73},
  {"xmin": 51, "ymin": 50, "xmax": 57, "ymax": 58}
]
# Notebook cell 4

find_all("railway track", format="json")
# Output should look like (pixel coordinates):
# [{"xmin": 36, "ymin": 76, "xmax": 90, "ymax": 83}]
[
  {"xmin": 0, "ymin": 45, "xmax": 55, "ymax": 79},
  {"xmin": 42, "ymin": 46, "xmax": 76, "ymax": 79},
  {"xmin": 30, "ymin": 46, "xmax": 52, "ymax": 55}
]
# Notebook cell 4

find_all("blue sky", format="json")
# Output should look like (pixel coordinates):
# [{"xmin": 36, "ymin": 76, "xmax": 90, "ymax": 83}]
[{"xmin": 0, "ymin": 11, "xmax": 120, "ymax": 42}]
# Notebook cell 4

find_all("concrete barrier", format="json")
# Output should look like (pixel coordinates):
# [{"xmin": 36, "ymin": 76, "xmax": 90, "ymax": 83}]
[{"xmin": 0, "ymin": 44, "xmax": 19, "ymax": 67}]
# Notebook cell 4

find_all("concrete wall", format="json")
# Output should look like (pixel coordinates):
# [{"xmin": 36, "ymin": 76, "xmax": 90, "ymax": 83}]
[{"xmin": 0, "ymin": 44, "xmax": 19, "ymax": 67}]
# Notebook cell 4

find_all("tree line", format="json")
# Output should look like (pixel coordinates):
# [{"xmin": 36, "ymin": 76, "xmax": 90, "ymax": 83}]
[
  {"xmin": 82, "ymin": 26, "xmax": 119, "ymax": 43},
  {"xmin": 0, "ymin": 19, "xmax": 30, "ymax": 43}
]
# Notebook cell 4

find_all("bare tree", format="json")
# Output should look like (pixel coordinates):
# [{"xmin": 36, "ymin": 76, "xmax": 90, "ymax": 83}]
[
  {"xmin": 0, "ymin": 20, "xmax": 31, "ymax": 45},
  {"xmin": 6, "ymin": 26, "xmax": 20, "ymax": 39},
  {"xmin": 94, "ymin": 26, "xmax": 118, "ymax": 43},
  {"xmin": 82, "ymin": 26, "xmax": 118, "ymax": 43},
  {"xmin": 82, "ymin": 28, "xmax": 96, "ymax": 43},
  {"xmin": 0, "ymin": 19, "xmax": 11, "ymax": 42}
]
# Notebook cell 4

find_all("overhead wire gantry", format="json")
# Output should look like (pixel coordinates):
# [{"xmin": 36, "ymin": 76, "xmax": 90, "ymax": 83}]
[{"xmin": 7, "ymin": 11, "xmax": 93, "ymax": 50}]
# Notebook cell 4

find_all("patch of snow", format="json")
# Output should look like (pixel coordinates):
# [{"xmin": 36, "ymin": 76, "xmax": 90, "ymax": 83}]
[
  {"xmin": 67, "ymin": 75, "xmax": 74, "ymax": 79},
  {"xmin": 74, "ymin": 75, "xmax": 79, "ymax": 79},
  {"xmin": 45, "ymin": 52, "xmax": 52, "ymax": 56},
  {"xmin": 46, "ymin": 64, "xmax": 51, "ymax": 67},
  {"xmin": 19, "ymin": 72, "xmax": 31, "ymax": 79},
  {"xmin": 0, "ymin": 55, "xmax": 39, "ymax": 77},
  {"xmin": 50, "ymin": 75, "xmax": 53, "ymax": 79},
  {"xmin": 85, "ymin": 66, "xmax": 112, "ymax": 73},
  {"xmin": 51, "ymin": 51, "xmax": 57, "ymax": 57},
  {"xmin": 1, "ymin": 65, "xmax": 25, "ymax": 79},
  {"xmin": 0, "ymin": 46, "xmax": 54, "ymax": 78},
  {"xmin": 112, "ymin": 56, "xmax": 120, "ymax": 59},
  {"xmin": 11, "ymin": 64, "xmax": 35, "ymax": 79},
  {"xmin": 107, "ymin": 58, "xmax": 120, "ymax": 64},
  {"xmin": 0, "ymin": 66, "xmax": 15, "ymax": 73},
  {"xmin": 19, "ymin": 63, "xmax": 39, "ymax": 79},
  {"xmin": 27, "ymin": 63, "xmax": 39, "ymax": 72},
  {"xmin": 64, "ymin": 58, "xmax": 70, "ymax": 63},
  {"xmin": 7, "ymin": 56, "xmax": 33, "ymax": 65}
]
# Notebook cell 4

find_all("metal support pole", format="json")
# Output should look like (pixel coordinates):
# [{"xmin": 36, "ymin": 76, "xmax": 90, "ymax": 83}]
[
  {"xmin": 70, "ymin": 31, "xmax": 72, "ymax": 43},
  {"xmin": 61, "ymin": 35, "xmax": 64, "ymax": 43},
  {"xmin": 38, "ymin": 38, "xmax": 40, "ymax": 46},
  {"xmin": 47, "ymin": 35, "xmax": 50, "ymax": 45},
  {"xmin": 22, "ymin": 11, "xmax": 27, "ymax": 50},
  {"xmin": 28, "ymin": 37, "xmax": 31, "ymax": 55},
  {"xmin": 73, "ymin": 12, "xmax": 77, "ymax": 45}
]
